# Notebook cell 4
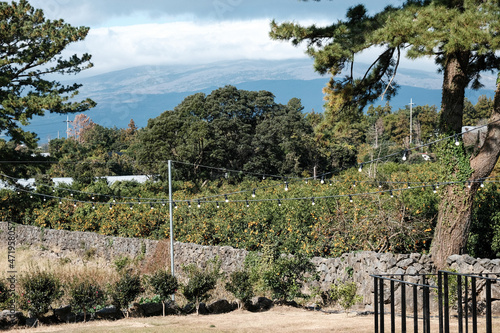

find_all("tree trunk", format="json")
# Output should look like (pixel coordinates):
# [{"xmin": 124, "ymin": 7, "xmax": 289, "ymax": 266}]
[
  {"xmin": 439, "ymin": 52, "xmax": 470, "ymax": 133},
  {"xmin": 431, "ymin": 76, "xmax": 500, "ymax": 270}
]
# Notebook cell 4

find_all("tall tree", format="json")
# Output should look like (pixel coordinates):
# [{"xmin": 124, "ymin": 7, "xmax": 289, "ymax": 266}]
[
  {"xmin": 0, "ymin": 0, "xmax": 95, "ymax": 149},
  {"xmin": 271, "ymin": 0, "xmax": 500, "ymax": 268}
]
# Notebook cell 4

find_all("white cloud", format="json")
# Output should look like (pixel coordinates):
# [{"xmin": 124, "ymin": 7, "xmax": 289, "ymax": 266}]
[{"xmin": 69, "ymin": 19, "xmax": 312, "ymax": 76}]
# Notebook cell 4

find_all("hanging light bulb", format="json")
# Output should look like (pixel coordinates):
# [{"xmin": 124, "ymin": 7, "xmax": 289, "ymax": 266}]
[
  {"xmin": 284, "ymin": 182, "xmax": 289, "ymax": 191},
  {"xmin": 246, "ymin": 200, "xmax": 250, "ymax": 208},
  {"xmin": 225, "ymin": 194, "xmax": 229, "ymax": 203},
  {"xmin": 150, "ymin": 203, "xmax": 154, "ymax": 210},
  {"xmin": 92, "ymin": 203, "xmax": 95, "ymax": 209},
  {"xmin": 262, "ymin": 175, "xmax": 266, "ymax": 180},
  {"xmin": 432, "ymin": 185, "xmax": 437, "ymax": 193},
  {"xmin": 113, "ymin": 196, "xmax": 116, "ymax": 203},
  {"xmin": 30, "ymin": 195, "xmax": 33, "ymax": 198},
  {"xmin": 311, "ymin": 197, "xmax": 315, "ymax": 205},
  {"xmin": 320, "ymin": 176, "xmax": 324, "ymax": 184},
  {"xmin": 349, "ymin": 195, "xmax": 353, "ymax": 203},
  {"xmin": 467, "ymin": 181, "xmax": 471, "ymax": 189},
  {"xmin": 188, "ymin": 201, "xmax": 192, "ymax": 208},
  {"xmin": 43, "ymin": 197, "xmax": 46, "ymax": 202},
  {"xmin": 162, "ymin": 200, "xmax": 166, "ymax": 207},
  {"xmin": 73, "ymin": 203, "xmax": 77, "ymax": 207},
  {"xmin": 353, "ymin": 181, "xmax": 356, "ymax": 187},
  {"xmin": 402, "ymin": 150, "xmax": 407, "ymax": 161},
  {"xmin": 59, "ymin": 200, "xmax": 62, "ymax": 205},
  {"xmin": 252, "ymin": 189, "xmax": 256, "ymax": 198},
  {"xmin": 70, "ymin": 193, "xmax": 73, "ymax": 197},
  {"xmin": 305, "ymin": 179, "xmax": 308, "ymax": 184},
  {"xmin": 329, "ymin": 180, "xmax": 333, "ymax": 186},
  {"xmin": 407, "ymin": 182, "xmax": 411, "ymax": 189},
  {"xmin": 390, "ymin": 190, "xmax": 394, "ymax": 198},
  {"xmin": 216, "ymin": 201, "xmax": 220, "ymax": 209},
  {"xmin": 480, "ymin": 181, "xmax": 485, "ymax": 188},
  {"xmin": 130, "ymin": 203, "xmax": 133, "ymax": 210},
  {"xmin": 174, "ymin": 201, "xmax": 178, "ymax": 209},
  {"xmin": 378, "ymin": 182, "xmax": 382, "ymax": 188},
  {"xmin": 109, "ymin": 203, "xmax": 112, "ymax": 210},
  {"xmin": 454, "ymin": 134, "xmax": 460, "ymax": 146},
  {"xmin": 358, "ymin": 163, "xmax": 363, "ymax": 172},
  {"xmin": 197, "ymin": 199, "xmax": 201, "ymax": 208},
  {"xmin": 278, "ymin": 199, "xmax": 282, "ymax": 207}
]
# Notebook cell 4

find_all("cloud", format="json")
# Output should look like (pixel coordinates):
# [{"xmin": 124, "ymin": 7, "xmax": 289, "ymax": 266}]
[
  {"xmin": 67, "ymin": 19, "xmax": 316, "ymax": 76},
  {"xmin": 28, "ymin": 0, "xmax": 402, "ymax": 27}
]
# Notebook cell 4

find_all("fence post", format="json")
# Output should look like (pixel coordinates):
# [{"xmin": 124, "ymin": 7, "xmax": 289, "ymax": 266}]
[
  {"xmin": 486, "ymin": 279, "xmax": 492, "ymax": 333},
  {"xmin": 413, "ymin": 284, "xmax": 419, "ymax": 333},
  {"xmin": 391, "ymin": 279, "xmax": 395, "ymax": 333},
  {"xmin": 444, "ymin": 272, "xmax": 450, "ymax": 333},
  {"xmin": 471, "ymin": 277, "xmax": 477, "ymax": 333},
  {"xmin": 401, "ymin": 275, "xmax": 406, "ymax": 333},
  {"xmin": 374, "ymin": 276, "xmax": 379, "ymax": 333},
  {"xmin": 458, "ymin": 274, "xmax": 463, "ymax": 333},
  {"xmin": 438, "ymin": 271, "xmax": 443, "ymax": 333},
  {"xmin": 380, "ymin": 278, "xmax": 385, "ymax": 333}
]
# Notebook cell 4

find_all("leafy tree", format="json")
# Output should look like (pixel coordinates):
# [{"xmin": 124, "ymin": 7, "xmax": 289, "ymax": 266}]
[
  {"xmin": 225, "ymin": 270, "xmax": 254, "ymax": 309},
  {"xmin": 109, "ymin": 272, "xmax": 142, "ymax": 317},
  {"xmin": 148, "ymin": 270, "xmax": 178, "ymax": 316},
  {"xmin": 271, "ymin": 0, "xmax": 500, "ymax": 269},
  {"xmin": 261, "ymin": 253, "xmax": 317, "ymax": 303},
  {"xmin": 138, "ymin": 86, "xmax": 320, "ymax": 180},
  {"xmin": 19, "ymin": 269, "xmax": 63, "ymax": 322},
  {"xmin": 182, "ymin": 257, "xmax": 222, "ymax": 314},
  {"xmin": 0, "ymin": 0, "xmax": 95, "ymax": 152},
  {"xmin": 69, "ymin": 278, "xmax": 106, "ymax": 322}
]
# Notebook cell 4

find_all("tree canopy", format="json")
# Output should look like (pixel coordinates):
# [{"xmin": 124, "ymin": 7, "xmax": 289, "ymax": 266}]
[{"xmin": 0, "ymin": 0, "xmax": 95, "ymax": 147}]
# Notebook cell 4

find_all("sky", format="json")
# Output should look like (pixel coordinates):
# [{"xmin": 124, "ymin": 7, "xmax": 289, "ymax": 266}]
[{"xmin": 25, "ymin": 0, "xmax": 439, "ymax": 77}]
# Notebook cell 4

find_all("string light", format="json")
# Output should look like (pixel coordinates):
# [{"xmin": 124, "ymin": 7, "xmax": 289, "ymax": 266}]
[
  {"xmin": 432, "ymin": 185, "xmax": 437, "ymax": 193},
  {"xmin": 284, "ymin": 182, "xmax": 289, "ymax": 191},
  {"xmin": 358, "ymin": 163, "xmax": 363, "ymax": 172},
  {"xmin": 349, "ymin": 195, "xmax": 353, "ymax": 203},
  {"xmin": 216, "ymin": 201, "xmax": 220, "ymax": 209},
  {"xmin": 197, "ymin": 199, "xmax": 201, "ymax": 208},
  {"xmin": 320, "ymin": 176, "xmax": 324, "ymax": 184},
  {"xmin": 246, "ymin": 199, "xmax": 250, "ymax": 207},
  {"xmin": 278, "ymin": 199, "xmax": 282, "ymax": 206},
  {"xmin": 312, "ymin": 197, "xmax": 315, "ymax": 205},
  {"xmin": 353, "ymin": 181, "xmax": 356, "ymax": 187},
  {"xmin": 390, "ymin": 190, "xmax": 394, "ymax": 198},
  {"xmin": 454, "ymin": 134, "xmax": 460, "ymax": 146},
  {"xmin": 407, "ymin": 182, "xmax": 411, "ymax": 189},
  {"xmin": 402, "ymin": 150, "xmax": 407, "ymax": 161},
  {"xmin": 188, "ymin": 201, "xmax": 191, "ymax": 208},
  {"xmin": 252, "ymin": 189, "xmax": 256, "ymax": 198},
  {"xmin": 129, "ymin": 203, "xmax": 133, "ymax": 210},
  {"xmin": 225, "ymin": 194, "xmax": 229, "ymax": 203}
]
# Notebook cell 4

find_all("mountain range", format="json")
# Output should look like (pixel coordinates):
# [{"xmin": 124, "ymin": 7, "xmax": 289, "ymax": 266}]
[{"xmin": 19, "ymin": 59, "xmax": 495, "ymax": 144}]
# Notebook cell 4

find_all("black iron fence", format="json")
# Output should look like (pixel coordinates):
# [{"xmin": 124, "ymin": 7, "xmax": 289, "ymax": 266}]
[{"xmin": 371, "ymin": 271, "xmax": 499, "ymax": 333}]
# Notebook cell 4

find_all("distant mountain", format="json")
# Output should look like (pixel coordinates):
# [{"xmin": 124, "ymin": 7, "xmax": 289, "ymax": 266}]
[{"xmin": 19, "ymin": 59, "xmax": 495, "ymax": 144}]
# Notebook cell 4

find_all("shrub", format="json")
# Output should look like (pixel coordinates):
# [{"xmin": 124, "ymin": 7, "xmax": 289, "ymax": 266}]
[
  {"xmin": 225, "ymin": 270, "xmax": 254, "ymax": 308},
  {"xmin": 148, "ymin": 270, "xmax": 178, "ymax": 316},
  {"xmin": 329, "ymin": 282, "xmax": 362, "ymax": 313},
  {"xmin": 69, "ymin": 279, "xmax": 106, "ymax": 321},
  {"xmin": 182, "ymin": 257, "xmax": 222, "ymax": 314},
  {"xmin": 109, "ymin": 272, "xmax": 142, "ymax": 317},
  {"xmin": 0, "ymin": 279, "xmax": 10, "ymax": 309},
  {"xmin": 261, "ymin": 253, "xmax": 317, "ymax": 303},
  {"xmin": 19, "ymin": 270, "xmax": 63, "ymax": 321}
]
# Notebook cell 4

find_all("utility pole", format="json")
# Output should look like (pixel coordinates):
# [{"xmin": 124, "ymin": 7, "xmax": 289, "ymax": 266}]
[
  {"xmin": 168, "ymin": 160, "xmax": 175, "ymax": 302},
  {"xmin": 409, "ymin": 98, "xmax": 415, "ymax": 145},
  {"xmin": 64, "ymin": 115, "xmax": 71, "ymax": 139}
]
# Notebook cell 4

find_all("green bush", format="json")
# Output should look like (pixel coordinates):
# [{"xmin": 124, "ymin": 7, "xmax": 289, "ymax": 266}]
[
  {"xmin": 225, "ymin": 270, "xmax": 254, "ymax": 308},
  {"xmin": 182, "ymin": 257, "xmax": 222, "ymax": 314},
  {"xmin": 109, "ymin": 272, "xmax": 142, "ymax": 317},
  {"xmin": 19, "ymin": 270, "xmax": 63, "ymax": 320},
  {"xmin": 148, "ymin": 270, "xmax": 178, "ymax": 316},
  {"xmin": 261, "ymin": 252, "xmax": 317, "ymax": 303},
  {"xmin": 0, "ymin": 279, "xmax": 10, "ymax": 309},
  {"xmin": 329, "ymin": 281, "xmax": 363, "ymax": 313},
  {"xmin": 69, "ymin": 279, "xmax": 106, "ymax": 322}
]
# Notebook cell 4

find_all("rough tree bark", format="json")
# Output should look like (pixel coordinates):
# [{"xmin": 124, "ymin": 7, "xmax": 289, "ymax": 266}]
[{"xmin": 431, "ymin": 71, "xmax": 500, "ymax": 270}]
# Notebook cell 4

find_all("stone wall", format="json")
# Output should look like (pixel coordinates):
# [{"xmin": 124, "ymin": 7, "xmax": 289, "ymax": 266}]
[{"xmin": 1, "ymin": 222, "xmax": 499, "ymax": 312}]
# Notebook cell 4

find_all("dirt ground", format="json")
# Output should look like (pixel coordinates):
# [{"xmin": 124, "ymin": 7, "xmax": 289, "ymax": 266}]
[{"xmin": 9, "ymin": 306, "xmax": 497, "ymax": 333}]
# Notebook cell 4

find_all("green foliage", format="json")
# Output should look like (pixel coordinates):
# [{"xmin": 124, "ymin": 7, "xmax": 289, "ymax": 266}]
[
  {"xmin": 260, "ymin": 251, "xmax": 317, "ymax": 303},
  {"xmin": 108, "ymin": 272, "xmax": 142, "ymax": 315},
  {"xmin": 328, "ymin": 282, "xmax": 362, "ymax": 312},
  {"xmin": 0, "ymin": 279, "xmax": 9, "ymax": 308},
  {"xmin": 69, "ymin": 278, "xmax": 106, "ymax": 321},
  {"xmin": 19, "ymin": 269, "xmax": 63, "ymax": 319},
  {"xmin": 148, "ymin": 270, "xmax": 178, "ymax": 303},
  {"xmin": 113, "ymin": 256, "xmax": 132, "ymax": 273},
  {"xmin": 225, "ymin": 270, "xmax": 254, "ymax": 307},
  {"xmin": 0, "ymin": 0, "xmax": 95, "ymax": 148},
  {"xmin": 182, "ymin": 257, "xmax": 222, "ymax": 313}
]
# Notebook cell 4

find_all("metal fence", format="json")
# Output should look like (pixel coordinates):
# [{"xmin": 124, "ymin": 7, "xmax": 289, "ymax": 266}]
[{"xmin": 371, "ymin": 271, "xmax": 499, "ymax": 333}]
